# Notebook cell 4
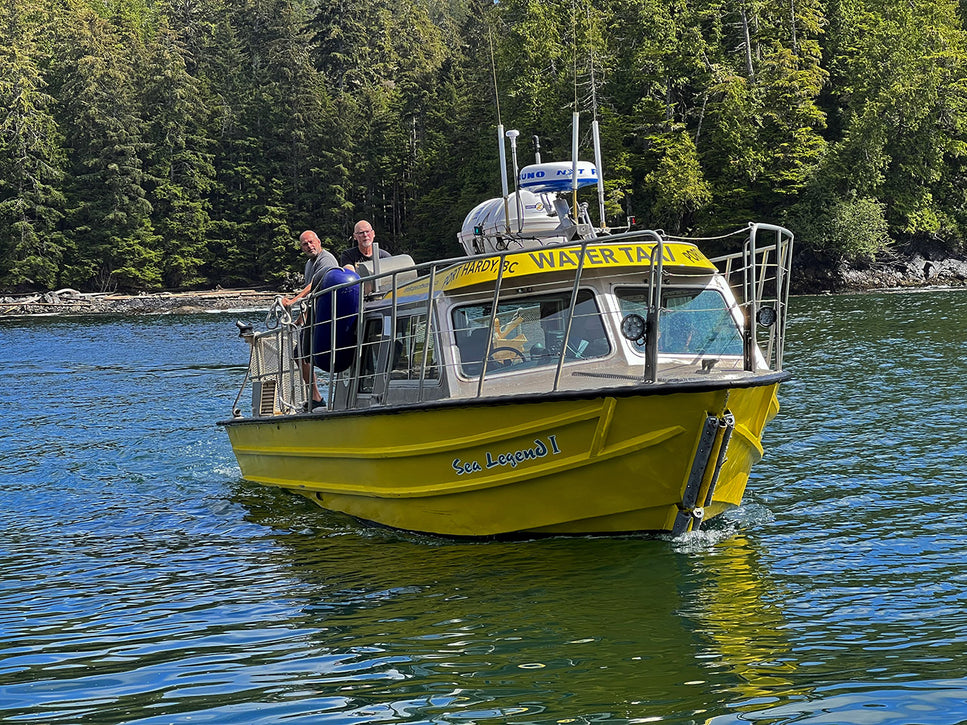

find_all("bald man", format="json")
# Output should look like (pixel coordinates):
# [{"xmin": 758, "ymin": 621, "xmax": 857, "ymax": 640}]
[
  {"xmin": 283, "ymin": 230, "xmax": 338, "ymax": 309},
  {"xmin": 282, "ymin": 230, "xmax": 338, "ymax": 410},
  {"xmin": 339, "ymin": 220, "xmax": 391, "ymax": 271}
]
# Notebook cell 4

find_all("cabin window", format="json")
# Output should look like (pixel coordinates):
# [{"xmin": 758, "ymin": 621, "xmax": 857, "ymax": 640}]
[
  {"xmin": 615, "ymin": 287, "xmax": 743, "ymax": 355},
  {"xmin": 391, "ymin": 313, "xmax": 439, "ymax": 381},
  {"xmin": 452, "ymin": 290, "xmax": 609, "ymax": 376}
]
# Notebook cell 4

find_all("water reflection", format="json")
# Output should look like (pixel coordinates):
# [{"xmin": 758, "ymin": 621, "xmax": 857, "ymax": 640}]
[{"xmin": 229, "ymin": 486, "xmax": 797, "ymax": 723}]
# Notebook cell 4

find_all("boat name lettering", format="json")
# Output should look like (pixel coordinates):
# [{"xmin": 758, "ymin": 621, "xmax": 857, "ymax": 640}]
[
  {"xmin": 442, "ymin": 258, "xmax": 519, "ymax": 287},
  {"xmin": 452, "ymin": 435, "xmax": 561, "ymax": 476},
  {"xmin": 528, "ymin": 245, "xmax": 677, "ymax": 270}
]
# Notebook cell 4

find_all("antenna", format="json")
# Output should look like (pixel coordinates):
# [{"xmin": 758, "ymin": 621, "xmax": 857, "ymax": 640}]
[
  {"xmin": 498, "ymin": 125, "xmax": 510, "ymax": 235},
  {"xmin": 587, "ymin": 5, "xmax": 607, "ymax": 230},
  {"xmin": 571, "ymin": 113, "xmax": 580, "ymax": 223},
  {"xmin": 506, "ymin": 130, "xmax": 523, "ymax": 232},
  {"xmin": 570, "ymin": 0, "xmax": 580, "ymax": 223},
  {"xmin": 488, "ymin": 28, "xmax": 502, "ymax": 129},
  {"xmin": 489, "ymin": 29, "xmax": 512, "ymax": 236}
]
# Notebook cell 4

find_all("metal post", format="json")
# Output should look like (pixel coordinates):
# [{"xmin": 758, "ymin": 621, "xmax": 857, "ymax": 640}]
[
  {"xmin": 553, "ymin": 241, "xmax": 589, "ymax": 392},
  {"xmin": 592, "ymin": 119, "xmax": 607, "ymax": 230},
  {"xmin": 476, "ymin": 253, "xmax": 508, "ymax": 398},
  {"xmin": 498, "ymin": 125, "xmax": 511, "ymax": 235},
  {"xmin": 506, "ymin": 129, "xmax": 523, "ymax": 232},
  {"xmin": 645, "ymin": 237, "xmax": 664, "ymax": 384},
  {"xmin": 745, "ymin": 223, "xmax": 759, "ymax": 372},
  {"xmin": 571, "ymin": 112, "xmax": 580, "ymax": 223},
  {"xmin": 347, "ymin": 270, "xmax": 369, "ymax": 409},
  {"xmin": 417, "ymin": 267, "xmax": 437, "ymax": 402}
]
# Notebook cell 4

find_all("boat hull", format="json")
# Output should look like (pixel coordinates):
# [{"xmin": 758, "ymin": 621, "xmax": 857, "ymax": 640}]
[{"xmin": 223, "ymin": 376, "xmax": 782, "ymax": 536}]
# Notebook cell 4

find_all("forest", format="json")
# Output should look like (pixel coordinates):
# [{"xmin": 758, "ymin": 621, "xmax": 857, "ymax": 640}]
[{"xmin": 2, "ymin": 0, "xmax": 966, "ymax": 292}]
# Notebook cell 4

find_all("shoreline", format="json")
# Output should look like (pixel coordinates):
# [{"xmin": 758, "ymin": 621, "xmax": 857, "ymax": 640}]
[
  {"xmin": 2, "ymin": 249, "xmax": 966, "ymax": 318},
  {"xmin": 0, "ymin": 288, "xmax": 281, "ymax": 318},
  {"xmin": 793, "ymin": 248, "xmax": 967, "ymax": 295}
]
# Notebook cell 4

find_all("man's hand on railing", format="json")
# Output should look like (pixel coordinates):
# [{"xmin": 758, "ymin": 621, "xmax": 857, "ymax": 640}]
[{"xmin": 266, "ymin": 296, "xmax": 297, "ymax": 329}]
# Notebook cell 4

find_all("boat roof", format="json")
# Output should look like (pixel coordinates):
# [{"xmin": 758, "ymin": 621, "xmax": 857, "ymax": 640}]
[{"xmin": 385, "ymin": 239, "xmax": 718, "ymax": 305}]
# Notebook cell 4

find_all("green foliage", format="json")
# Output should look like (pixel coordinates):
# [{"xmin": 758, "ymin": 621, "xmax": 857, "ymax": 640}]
[
  {"xmin": 821, "ymin": 0, "xmax": 967, "ymax": 246},
  {"xmin": 50, "ymin": 0, "xmax": 161, "ymax": 292},
  {"xmin": 642, "ymin": 129, "xmax": 711, "ymax": 232},
  {"xmin": 143, "ymin": 17, "xmax": 215, "ymax": 289},
  {"xmin": 789, "ymin": 194, "xmax": 891, "ymax": 259},
  {"xmin": 2, "ymin": 0, "xmax": 967, "ymax": 292},
  {"xmin": 0, "ymin": 0, "xmax": 66, "ymax": 289}
]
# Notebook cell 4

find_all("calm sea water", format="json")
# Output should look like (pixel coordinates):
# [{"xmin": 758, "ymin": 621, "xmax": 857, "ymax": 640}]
[{"xmin": 2, "ymin": 289, "xmax": 967, "ymax": 724}]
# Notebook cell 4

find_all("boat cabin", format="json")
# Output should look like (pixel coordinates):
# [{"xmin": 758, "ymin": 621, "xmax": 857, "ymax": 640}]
[{"xmin": 235, "ymin": 226, "xmax": 791, "ymax": 419}]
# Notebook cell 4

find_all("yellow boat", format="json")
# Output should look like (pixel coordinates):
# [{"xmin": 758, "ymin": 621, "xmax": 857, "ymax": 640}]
[{"xmin": 221, "ymin": 136, "xmax": 793, "ymax": 537}]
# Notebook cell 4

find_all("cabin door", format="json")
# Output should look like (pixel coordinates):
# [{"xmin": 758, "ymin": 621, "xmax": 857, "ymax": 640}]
[{"xmin": 351, "ymin": 314, "xmax": 393, "ymax": 407}]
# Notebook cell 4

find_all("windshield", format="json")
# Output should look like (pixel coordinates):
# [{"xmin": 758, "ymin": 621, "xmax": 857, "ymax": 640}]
[
  {"xmin": 451, "ymin": 290, "xmax": 609, "ymax": 376},
  {"xmin": 616, "ymin": 287, "xmax": 743, "ymax": 356}
]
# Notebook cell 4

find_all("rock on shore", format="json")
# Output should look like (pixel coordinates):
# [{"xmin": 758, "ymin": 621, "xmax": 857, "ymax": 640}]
[
  {"xmin": 792, "ymin": 244, "xmax": 967, "ymax": 294},
  {"xmin": 3, "ymin": 244, "xmax": 967, "ymax": 317},
  {"xmin": 0, "ymin": 288, "xmax": 281, "ymax": 317}
]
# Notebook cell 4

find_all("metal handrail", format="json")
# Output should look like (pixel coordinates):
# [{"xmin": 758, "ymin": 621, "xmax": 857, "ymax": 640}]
[
  {"xmin": 236, "ymin": 223, "xmax": 793, "ymax": 416},
  {"xmin": 709, "ymin": 223, "xmax": 794, "ymax": 372},
  {"xmin": 552, "ymin": 239, "xmax": 590, "ymax": 392}
]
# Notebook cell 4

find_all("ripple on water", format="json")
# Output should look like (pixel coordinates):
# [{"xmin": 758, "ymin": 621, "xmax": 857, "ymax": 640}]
[{"xmin": 3, "ymin": 296, "xmax": 967, "ymax": 723}]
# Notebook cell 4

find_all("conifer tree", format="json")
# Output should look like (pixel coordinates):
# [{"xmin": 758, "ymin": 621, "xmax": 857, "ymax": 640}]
[
  {"xmin": 50, "ymin": 0, "xmax": 161, "ymax": 291},
  {"xmin": 143, "ymin": 15, "xmax": 215, "ymax": 289},
  {"xmin": 310, "ymin": 0, "xmax": 450, "ymax": 254},
  {"xmin": 0, "ymin": 0, "xmax": 66, "ymax": 290},
  {"xmin": 406, "ymin": 0, "xmax": 500, "ymax": 260},
  {"xmin": 805, "ymin": 0, "xmax": 967, "ymax": 255}
]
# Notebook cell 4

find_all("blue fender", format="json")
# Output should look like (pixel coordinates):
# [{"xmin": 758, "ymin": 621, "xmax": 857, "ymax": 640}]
[{"xmin": 312, "ymin": 267, "xmax": 361, "ymax": 372}]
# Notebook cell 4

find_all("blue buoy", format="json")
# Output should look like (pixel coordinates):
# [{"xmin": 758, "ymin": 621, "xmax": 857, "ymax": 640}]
[{"xmin": 312, "ymin": 267, "xmax": 360, "ymax": 372}]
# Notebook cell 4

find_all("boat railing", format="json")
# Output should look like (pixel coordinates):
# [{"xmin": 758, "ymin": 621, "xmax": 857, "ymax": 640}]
[
  {"xmin": 234, "ymin": 299, "xmax": 309, "ymax": 416},
  {"xmin": 236, "ymin": 225, "xmax": 792, "ymax": 416},
  {"xmin": 303, "ymin": 232, "xmax": 671, "ymax": 398},
  {"xmin": 708, "ymin": 223, "xmax": 794, "ymax": 371}
]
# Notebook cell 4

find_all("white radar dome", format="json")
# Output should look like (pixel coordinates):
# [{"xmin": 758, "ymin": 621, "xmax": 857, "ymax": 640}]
[{"xmin": 457, "ymin": 190, "xmax": 565, "ymax": 255}]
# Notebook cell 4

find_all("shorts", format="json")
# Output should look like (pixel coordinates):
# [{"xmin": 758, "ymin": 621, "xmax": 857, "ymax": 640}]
[{"xmin": 295, "ymin": 325, "xmax": 312, "ymax": 362}]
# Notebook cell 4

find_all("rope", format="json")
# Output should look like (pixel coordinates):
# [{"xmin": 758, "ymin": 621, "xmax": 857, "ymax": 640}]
[{"xmin": 265, "ymin": 296, "xmax": 295, "ymax": 329}]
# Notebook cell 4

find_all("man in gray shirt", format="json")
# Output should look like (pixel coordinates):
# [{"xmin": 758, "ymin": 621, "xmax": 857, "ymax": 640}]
[{"xmin": 282, "ymin": 230, "xmax": 338, "ymax": 410}]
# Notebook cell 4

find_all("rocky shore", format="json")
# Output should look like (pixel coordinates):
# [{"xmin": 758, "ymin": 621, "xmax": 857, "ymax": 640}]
[
  {"xmin": 0, "ymin": 288, "xmax": 281, "ymax": 317},
  {"xmin": 2, "ymin": 246, "xmax": 966, "ymax": 318},
  {"xmin": 793, "ymin": 246, "xmax": 967, "ymax": 294}
]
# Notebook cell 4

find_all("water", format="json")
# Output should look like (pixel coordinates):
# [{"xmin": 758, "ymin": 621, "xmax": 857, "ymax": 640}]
[{"xmin": 1, "ymin": 290, "xmax": 966, "ymax": 724}]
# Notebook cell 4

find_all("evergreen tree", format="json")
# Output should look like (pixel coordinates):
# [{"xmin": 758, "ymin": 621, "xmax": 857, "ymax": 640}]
[
  {"xmin": 143, "ymin": 15, "xmax": 215, "ymax": 289},
  {"xmin": 491, "ymin": 0, "xmax": 579, "ymax": 157},
  {"xmin": 194, "ymin": 3, "xmax": 250, "ymax": 285},
  {"xmin": 310, "ymin": 0, "xmax": 450, "ymax": 254},
  {"xmin": 807, "ymin": 0, "xmax": 967, "ymax": 253},
  {"xmin": 604, "ymin": 0, "xmax": 714, "ymax": 231},
  {"xmin": 1, "ymin": 0, "xmax": 963, "ymax": 290},
  {"xmin": 229, "ymin": 0, "xmax": 323, "ymax": 283},
  {"xmin": 406, "ymin": 0, "xmax": 502, "ymax": 260},
  {"xmin": 690, "ymin": 0, "xmax": 827, "ymax": 232},
  {"xmin": 0, "ymin": 0, "xmax": 66, "ymax": 290},
  {"xmin": 50, "ymin": 0, "xmax": 161, "ymax": 292}
]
